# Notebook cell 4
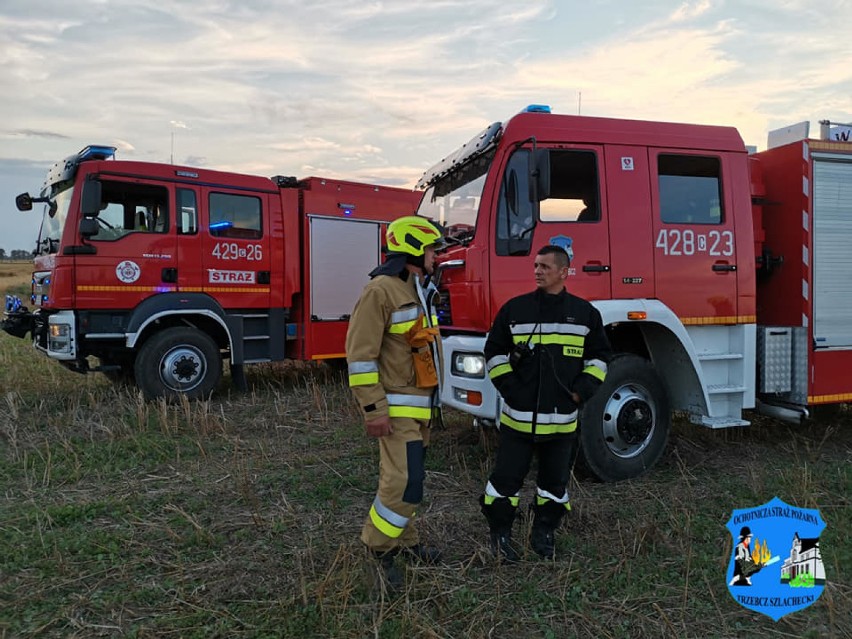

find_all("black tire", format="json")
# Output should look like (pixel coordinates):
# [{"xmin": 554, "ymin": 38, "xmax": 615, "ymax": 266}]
[
  {"xmin": 579, "ymin": 354, "xmax": 670, "ymax": 482},
  {"xmin": 134, "ymin": 327, "xmax": 222, "ymax": 400}
]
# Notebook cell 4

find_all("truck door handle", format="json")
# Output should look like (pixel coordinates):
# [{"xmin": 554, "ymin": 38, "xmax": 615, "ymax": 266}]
[
  {"xmin": 582, "ymin": 264, "xmax": 611, "ymax": 273},
  {"xmin": 712, "ymin": 263, "xmax": 737, "ymax": 272},
  {"xmin": 162, "ymin": 268, "xmax": 178, "ymax": 283}
]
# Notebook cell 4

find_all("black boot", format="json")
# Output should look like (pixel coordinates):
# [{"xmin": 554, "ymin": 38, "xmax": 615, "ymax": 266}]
[
  {"xmin": 481, "ymin": 495, "xmax": 519, "ymax": 562},
  {"xmin": 400, "ymin": 543, "xmax": 443, "ymax": 565},
  {"xmin": 371, "ymin": 549, "xmax": 404, "ymax": 591},
  {"xmin": 531, "ymin": 498, "xmax": 567, "ymax": 560},
  {"xmin": 489, "ymin": 529, "xmax": 520, "ymax": 562},
  {"xmin": 530, "ymin": 525, "xmax": 555, "ymax": 559}
]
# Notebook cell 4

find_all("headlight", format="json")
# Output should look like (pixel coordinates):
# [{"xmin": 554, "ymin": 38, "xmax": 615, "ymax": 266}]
[
  {"xmin": 48, "ymin": 323, "xmax": 71, "ymax": 353},
  {"xmin": 452, "ymin": 352, "xmax": 485, "ymax": 378}
]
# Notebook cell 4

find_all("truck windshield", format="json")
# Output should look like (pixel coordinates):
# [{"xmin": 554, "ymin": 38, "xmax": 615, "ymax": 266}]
[
  {"xmin": 417, "ymin": 148, "xmax": 495, "ymax": 243},
  {"xmin": 36, "ymin": 183, "xmax": 74, "ymax": 255}
]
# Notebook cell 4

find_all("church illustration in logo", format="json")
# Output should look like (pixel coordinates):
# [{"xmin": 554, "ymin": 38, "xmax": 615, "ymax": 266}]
[{"xmin": 780, "ymin": 532, "xmax": 825, "ymax": 587}]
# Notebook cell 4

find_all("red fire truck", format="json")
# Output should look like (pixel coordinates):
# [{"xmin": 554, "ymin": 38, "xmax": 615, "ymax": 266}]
[
  {"xmin": 417, "ymin": 105, "xmax": 852, "ymax": 482},
  {"xmin": 2, "ymin": 146, "xmax": 421, "ymax": 399}
]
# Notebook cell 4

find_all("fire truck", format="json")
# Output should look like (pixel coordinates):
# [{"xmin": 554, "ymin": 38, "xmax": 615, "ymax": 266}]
[
  {"xmin": 417, "ymin": 105, "xmax": 852, "ymax": 482},
  {"xmin": 2, "ymin": 146, "xmax": 421, "ymax": 399}
]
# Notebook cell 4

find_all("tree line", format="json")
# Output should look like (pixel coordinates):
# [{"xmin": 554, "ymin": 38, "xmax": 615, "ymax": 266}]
[{"xmin": 0, "ymin": 249, "xmax": 33, "ymax": 260}]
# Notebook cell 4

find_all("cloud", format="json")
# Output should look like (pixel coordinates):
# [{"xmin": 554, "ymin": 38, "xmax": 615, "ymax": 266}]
[
  {"xmin": 670, "ymin": 0, "xmax": 714, "ymax": 23},
  {"xmin": 3, "ymin": 129, "xmax": 70, "ymax": 140},
  {"xmin": 113, "ymin": 139, "xmax": 136, "ymax": 152}
]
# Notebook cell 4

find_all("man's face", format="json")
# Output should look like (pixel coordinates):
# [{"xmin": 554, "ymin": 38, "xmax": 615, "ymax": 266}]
[
  {"xmin": 423, "ymin": 245, "xmax": 436, "ymax": 275},
  {"xmin": 534, "ymin": 252, "xmax": 567, "ymax": 293}
]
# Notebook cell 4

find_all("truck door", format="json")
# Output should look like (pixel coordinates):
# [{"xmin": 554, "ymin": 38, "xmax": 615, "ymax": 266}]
[
  {"xmin": 74, "ymin": 177, "xmax": 178, "ymax": 310},
  {"xmin": 603, "ymin": 146, "xmax": 655, "ymax": 300},
  {"xmin": 174, "ymin": 187, "xmax": 202, "ymax": 292},
  {"xmin": 198, "ymin": 187, "xmax": 272, "ymax": 311},
  {"xmin": 649, "ymin": 150, "xmax": 738, "ymax": 321},
  {"xmin": 490, "ymin": 146, "xmax": 611, "ymax": 311}
]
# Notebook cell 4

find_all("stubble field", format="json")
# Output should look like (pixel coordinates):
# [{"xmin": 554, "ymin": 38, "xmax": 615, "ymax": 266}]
[{"xmin": 0, "ymin": 261, "xmax": 850, "ymax": 638}]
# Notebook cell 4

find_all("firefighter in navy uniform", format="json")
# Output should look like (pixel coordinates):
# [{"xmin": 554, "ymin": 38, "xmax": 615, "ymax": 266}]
[
  {"xmin": 482, "ymin": 244, "xmax": 612, "ymax": 560},
  {"xmin": 345, "ymin": 216, "xmax": 445, "ymax": 587}
]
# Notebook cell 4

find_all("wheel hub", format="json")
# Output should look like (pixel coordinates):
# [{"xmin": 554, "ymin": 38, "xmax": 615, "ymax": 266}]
[
  {"xmin": 160, "ymin": 347, "xmax": 206, "ymax": 391},
  {"xmin": 601, "ymin": 383, "xmax": 656, "ymax": 459},
  {"xmin": 172, "ymin": 355, "xmax": 200, "ymax": 381},
  {"xmin": 616, "ymin": 399, "xmax": 653, "ymax": 445}
]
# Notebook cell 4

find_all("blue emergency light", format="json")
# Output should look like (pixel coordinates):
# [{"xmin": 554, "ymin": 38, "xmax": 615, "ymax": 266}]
[
  {"xmin": 78, "ymin": 145, "xmax": 117, "ymax": 161},
  {"xmin": 209, "ymin": 221, "xmax": 234, "ymax": 231},
  {"xmin": 523, "ymin": 104, "xmax": 552, "ymax": 114}
]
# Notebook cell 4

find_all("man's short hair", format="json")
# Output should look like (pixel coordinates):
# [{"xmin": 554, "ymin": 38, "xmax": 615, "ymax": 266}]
[{"xmin": 537, "ymin": 244, "xmax": 570, "ymax": 269}]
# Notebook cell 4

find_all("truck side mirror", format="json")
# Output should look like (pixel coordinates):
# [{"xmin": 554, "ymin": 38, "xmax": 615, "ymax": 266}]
[
  {"xmin": 15, "ymin": 193, "xmax": 33, "ymax": 211},
  {"xmin": 79, "ymin": 217, "xmax": 99, "ymax": 238},
  {"xmin": 80, "ymin": 179, "xmax": 103, "ymax": 216},
  {"xmin": 529, "ymin": 149, "xmax": 551, "ymax": 202}
]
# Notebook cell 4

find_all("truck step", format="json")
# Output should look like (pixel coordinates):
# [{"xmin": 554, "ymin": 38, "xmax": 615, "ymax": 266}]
[
  {"xmin": 697, "ymin": 351, "xmax": 743, "ymax": 361},
  {"xmin": 707, "ymin": 384, "xmax": 748, "ymax": 395},
  {"xmin": 690, "ymin": 414, "xmax": 751, "ymax": 429}
]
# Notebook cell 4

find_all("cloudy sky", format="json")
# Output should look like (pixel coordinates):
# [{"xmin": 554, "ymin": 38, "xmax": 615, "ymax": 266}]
[{"xmin": 1, "ymin": 0, "xmax": 851, "ymax": 253}]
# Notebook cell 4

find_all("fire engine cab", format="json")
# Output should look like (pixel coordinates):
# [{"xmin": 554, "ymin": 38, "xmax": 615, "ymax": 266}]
[
  {"xmin": 417, "ymin": 106, "xmax": 852, "ymax": 482},
  {"xmin": 3, "ymin": 146, "xmax": 421, "ymax": 399}
]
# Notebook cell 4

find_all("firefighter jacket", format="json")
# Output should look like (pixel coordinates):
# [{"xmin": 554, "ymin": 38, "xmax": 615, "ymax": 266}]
[
  {"xmin": 346, "ymin": 269, "xmax": 442, "ymax": 422},
  {"xmin": 485, "ymin": 288, "xmax": 612, "ymax": 437}
]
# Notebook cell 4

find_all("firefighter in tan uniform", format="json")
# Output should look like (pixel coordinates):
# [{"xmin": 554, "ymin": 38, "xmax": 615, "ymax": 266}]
[{"xmin": 345, "ymin": 216, "xmax": 445, "ymax": 587}]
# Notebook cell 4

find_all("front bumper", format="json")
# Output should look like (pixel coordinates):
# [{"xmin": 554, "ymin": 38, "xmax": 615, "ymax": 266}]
[
  {"xmin": 2, "ymin": 296, "xmax": 78, "ymax": 361},
  {"xmin": 439, "ymin": 334, "xmax": 501, "ymax": 420}
]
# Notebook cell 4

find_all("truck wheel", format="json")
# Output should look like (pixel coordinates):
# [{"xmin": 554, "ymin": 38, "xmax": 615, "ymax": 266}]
[
  {"xmin": 134, "ymin": 327, "xmax": 222, "ymax": 400},
  {"xmin": 579, "ymin": 354, "xmax": 670, "ymax": 482}
]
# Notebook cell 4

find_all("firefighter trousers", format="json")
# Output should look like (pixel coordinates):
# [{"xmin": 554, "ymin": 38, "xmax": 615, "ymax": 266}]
[
  {"xmin": 361, "ymin": 416, "xmax": 431, "ymax": 552},
  {"xmin": 488, "ymin": 427, "xmax": 578, "ymax": 502}
]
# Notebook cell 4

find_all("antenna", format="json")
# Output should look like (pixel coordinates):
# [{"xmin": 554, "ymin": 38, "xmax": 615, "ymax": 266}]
[{"xmin": 578, "ymin": 91, "xmax": 582, "ymax": 115}]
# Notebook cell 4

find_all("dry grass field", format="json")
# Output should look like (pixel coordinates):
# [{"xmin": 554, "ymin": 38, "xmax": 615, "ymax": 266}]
[
  {"xmin": 1, "ymin": 261, "xmax": 850, "ymax": 638},
  {"xmin": 0, "ymin": 261, "xmax": 32, "ymax": 296}
]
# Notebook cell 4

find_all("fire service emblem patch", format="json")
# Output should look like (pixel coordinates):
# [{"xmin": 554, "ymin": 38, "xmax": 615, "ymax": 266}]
[{"xmin": 725, "ymin": 496, "xmax": 826, "ymax": 621}]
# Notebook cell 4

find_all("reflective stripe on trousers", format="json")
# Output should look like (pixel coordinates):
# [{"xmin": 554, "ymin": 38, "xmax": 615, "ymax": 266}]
[
  {"xmin": 369, "ymin": 495, "xmax": 410, "ymax": 538},
  {"xmin": 499, "ymin": 404, "xmax": 578, "ymax": 435}
]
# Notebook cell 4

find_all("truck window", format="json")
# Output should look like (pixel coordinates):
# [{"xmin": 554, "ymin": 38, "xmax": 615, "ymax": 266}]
[
  {"xmin": 177, "ymin": 188, "xmax": 198, "ymax": 235},
  {"xmin": 91, "ymin": 181, "xmax": 169, "ymax": 241},
  {"xmin": 540, "ymin": 150, "xmax": 600, "ymax": 223},
  {"xmin": 658, "ymin": 155, "xmax": 723, "ymax": 224},
  {"xmin": 209, "ymin": 193, "xmax": 262, "ymax": 239},
  {"xmin": 496, "ymin": 149, "xmax": 534, "ymax": 256}
]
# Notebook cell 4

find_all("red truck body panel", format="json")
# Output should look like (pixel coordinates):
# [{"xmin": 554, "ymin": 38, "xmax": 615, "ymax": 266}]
[{"xmin": 753, "ymin": 140, "xmax": 852, "ymax": 403}]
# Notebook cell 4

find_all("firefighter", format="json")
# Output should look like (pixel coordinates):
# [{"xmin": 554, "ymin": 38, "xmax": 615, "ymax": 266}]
[
  {"xmin": 482, "ymin": 244, "xmax": 612, "ymax": 560},
  {"xmin": 345, "ymin": 215, "xmax": 445, "ymax": 588},
  {"xmin": 730, "ymin": 526, "xmax": 762, "ymax": 586}
]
